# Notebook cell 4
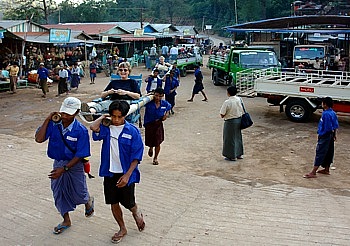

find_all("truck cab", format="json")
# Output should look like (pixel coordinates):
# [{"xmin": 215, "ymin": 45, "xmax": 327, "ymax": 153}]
[
  {"xmin": 293, "ymin": 44, "xmax": 340, "ymax": 70},
  {"xmin": 208, "ymin": 48, "xmax": 279, "ymax": 86}
]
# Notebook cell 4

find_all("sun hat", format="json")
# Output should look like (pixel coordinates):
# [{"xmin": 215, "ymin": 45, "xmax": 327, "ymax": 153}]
[{"xmin": 60, "ymin": 97, "xmax": 81, "ymax": 115}]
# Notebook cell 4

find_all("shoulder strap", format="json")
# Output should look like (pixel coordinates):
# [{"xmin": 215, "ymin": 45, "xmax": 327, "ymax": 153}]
[
  {"xmin": 240, "ymin": 97, "xmax": 247, "ymax": 113},
  {"xmin": 57, "ymin": 125, "xmax": 76, "ymax": 154}
]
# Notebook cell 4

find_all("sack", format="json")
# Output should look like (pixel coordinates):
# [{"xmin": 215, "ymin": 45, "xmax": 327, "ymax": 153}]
[{"xmin": 241, "ymin": 112, "xmax": 253, "ymax": 129}]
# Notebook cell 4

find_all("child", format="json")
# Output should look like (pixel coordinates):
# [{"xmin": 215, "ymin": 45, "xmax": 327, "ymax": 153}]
[
  {"xmin": 143, "ymin": 87, "xmax": 171, "ymax": 165},
  {"xmin": 90, "ymin": 100, "xmax": 145, "ymax": 243}
]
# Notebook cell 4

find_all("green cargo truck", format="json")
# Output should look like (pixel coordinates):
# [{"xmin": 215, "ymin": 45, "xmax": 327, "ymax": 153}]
[{"xmin": 208, "ymin": 48, "xmax": 280, "ymax": 85}]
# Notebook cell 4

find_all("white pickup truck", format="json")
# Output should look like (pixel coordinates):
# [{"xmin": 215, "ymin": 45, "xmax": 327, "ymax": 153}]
[
  {"xmin": 175, "ymin": 47, "xmax": 203, "ymax": 77},
  {"xmin": 236, "ymin": 68, "xmax": 350, "ymax": 122}
]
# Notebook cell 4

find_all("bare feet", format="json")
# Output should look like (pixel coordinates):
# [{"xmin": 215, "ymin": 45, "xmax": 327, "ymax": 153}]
[{"xmin": 111, "ymin": 230, "xmax": 127, "ymax": 244}]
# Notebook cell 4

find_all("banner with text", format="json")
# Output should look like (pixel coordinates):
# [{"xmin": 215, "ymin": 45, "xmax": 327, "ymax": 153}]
[{"xmin": 49, "ymin": 29, "xmax": 71, "ymax": 43}]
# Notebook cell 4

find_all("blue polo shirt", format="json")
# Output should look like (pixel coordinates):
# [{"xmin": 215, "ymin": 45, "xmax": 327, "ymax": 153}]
[
  {"xmin": 92, "ymin": 121, "xmax": 144, "ymax": 184},
  {"xmin": 37, "ymin": 67, "xmax": 49, "ymax": 79},
  {"xmin": 39, "ymin": 119, "xmax": 90, "ymax": 161},
  {"xmin": 163, "ymin": 77, "xmax": 179, "ymax": 95},
  {"xmin": 317, "ymin": 108, "xmax": 339, "ymax": 136},
  {"xmin": 173, "ymin": 68, "xmax": 180, "ymax": 80},
  {"xmin": 143, "ymin": 100, "xmax": 171, "ymax": 126}
]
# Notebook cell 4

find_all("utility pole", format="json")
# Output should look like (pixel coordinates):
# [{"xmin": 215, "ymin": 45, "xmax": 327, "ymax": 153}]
[
  {"xmin": 140, "ymin": 7, "xmax": 143, "ymax": 29},
  {"xmin": 234, "ymin": 0, "xmax": 238, "ymax": 24},
  {"xmin": 202, "ymin": 16, "xmax": 205, "ymax": 33}
]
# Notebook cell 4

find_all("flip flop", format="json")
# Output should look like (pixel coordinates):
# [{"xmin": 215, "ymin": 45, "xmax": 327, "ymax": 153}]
[
  {"xmin": 53, "ymin": 224, "xmax": 70, "ymax": 234},
  {"xmin": 111, "ymin": 231, "xmax": 127, "ymax": 244},
  {"xmin": 152, "ymin": 160, "xmax": 159, "ymax": 165},
  {"xmin": 148, "ymin": 148, "xmax": 153, "ymax": 157},
  {"xmin": 133, "ymin": 212, "xmax": 145, "ymax": 232},
  {"xmin": 303, "ymin": 173, "xmax": 317, "ymax": 178},
  {"xmin": 317, "ymin": 169, "xmax": 330, "ymax": 175},
  {"xmin": 85, "ymin": 196, "xmax": 94, "ymax": 218}
]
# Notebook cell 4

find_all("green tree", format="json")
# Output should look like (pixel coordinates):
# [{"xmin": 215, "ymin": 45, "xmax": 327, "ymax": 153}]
[{"xmin": 3, "ymin": 0, "xmax": 57, "ymax": 24}]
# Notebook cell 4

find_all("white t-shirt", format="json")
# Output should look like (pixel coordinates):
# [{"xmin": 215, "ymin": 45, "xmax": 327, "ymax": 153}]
[
  {"xmin": 109, "ymin": 124, "xmax": 125, "ymax": 173},
  {"xmin": 150, "ymin": 78, "xmax": 158, "ymax": 91}
]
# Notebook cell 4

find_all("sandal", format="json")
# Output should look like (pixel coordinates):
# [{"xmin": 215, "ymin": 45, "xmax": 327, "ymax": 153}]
[
  {"xmin": 111, "ymin": 231, "xmax": 127, "ymax": 244},
  {"xmin": 303, "ymin": 173, "xmax": 317, "ymax": 178},
  {"xmin": 53, "ymin": 224, "xmax": 70, "ymax": 234},
  {"xmin": 317, "ymin": 169, "xmax": 330, "ymax": 175},
  {"xmin": 152, "ymin": 160, "xmax": 159, "ymax": 165},
  {"xmin": 85, "ymin": 196, "xmax": 94, "ymax": 217},
  {"xmin": 148, "ymin": 148, "xmax": 153, "ymax": 157},
  {"xmin": 132, "ymin": 212, "xmax": 145, "ymax": 232}
]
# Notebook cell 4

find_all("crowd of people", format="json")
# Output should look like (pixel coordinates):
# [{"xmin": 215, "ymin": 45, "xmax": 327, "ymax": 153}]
[{"xmin": 30, "ymin": 45, "xmax": 340, "ymax": 243}]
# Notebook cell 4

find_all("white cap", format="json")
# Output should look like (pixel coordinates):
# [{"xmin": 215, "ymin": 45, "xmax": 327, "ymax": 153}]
[{"xmin": 59, "ymin": 97, "xmax": 81, "ymax": 115}]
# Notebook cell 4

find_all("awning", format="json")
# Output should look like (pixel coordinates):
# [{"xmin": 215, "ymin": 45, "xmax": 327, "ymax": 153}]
[
  {"xmin": 121, "ymin": 36, "xmax": 156, "ymax": 41},
  {"xmin": 12, "ymin": 32, "xmax": 104, "ymax": 45},
  {"xmin": 107, "ymin": 34, "xmax": 156, "ymax": 41},
  {"xmin": 225, "ymin": 28, "xmax": 350, "ymax": 34}
]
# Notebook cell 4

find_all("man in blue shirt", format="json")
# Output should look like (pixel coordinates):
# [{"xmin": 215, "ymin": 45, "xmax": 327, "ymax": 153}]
[
  {"xmin": 35, "ymin": 97, "xmax": 94, "ymax": 234},
  {"xmin": 37, "ymin": 62, "xmax": 50, "ymax": 98},
  {"xmin": 304, "ymin": 97, "xmax": 339, "ymax": 178},
  {"xmin": 144, "ymin": 87, "xmax": 171, "ymax": 165},
  {"xmin": 90, "ymin": 100, "xmax": 145, "ymax": 244}
]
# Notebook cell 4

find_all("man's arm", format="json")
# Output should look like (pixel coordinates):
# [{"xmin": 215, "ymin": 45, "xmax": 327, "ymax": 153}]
[
  {"xmin": 35, "ymin": 113, "xmax": 55, "ymax": 143},
  {"xmin": 48, "ymin": 156, "xmax": 82, "ymax": 179},
  {"xmin": 90, "ymin": 115, "xmax": 107, "ymax": 133},
  {"xmin": 116, "ymin": 159, "xmax": 139, "ymax": 188}
]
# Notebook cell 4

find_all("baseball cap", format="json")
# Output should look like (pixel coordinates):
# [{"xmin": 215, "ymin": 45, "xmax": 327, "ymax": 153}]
[
  {"xmin": 59, "ymin": 97, "xmax": 81, "ymax": 115},
  {"xmin": 39, "ymin": 62, "xmax": 44, "ymax": 66}
]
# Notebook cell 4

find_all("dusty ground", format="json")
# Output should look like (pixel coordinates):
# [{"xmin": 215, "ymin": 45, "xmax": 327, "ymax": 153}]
[{"xmin": 1, "ymin": 56, "xmax": 350, "ymax": 195}]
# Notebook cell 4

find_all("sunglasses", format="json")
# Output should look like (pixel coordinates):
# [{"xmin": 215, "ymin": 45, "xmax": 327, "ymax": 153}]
[{"xmin": 119, "ymin": 68, "xmax": 129, "ymax": 72}]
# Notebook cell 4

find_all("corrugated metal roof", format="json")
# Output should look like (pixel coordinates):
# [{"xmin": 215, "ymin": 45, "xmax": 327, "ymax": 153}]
[
  {"xmin": 175, "ymin": 25, "xmax": 198, "ymax": 35},
  {"xmin": 224, "ymin": 15, "xmax": 350, "ymax": 30},
  {"xmin": 12, "ymin": 32, "xmax": 102, "ymax": 44},
  {"xmin": 44, "ymin": 23, "xmax": 118, "ymax": 35},
  {"xmin": 0, "ymin": 20, "xmax": 27, "ymax": 29},
  {"xmin": 148, "ymin": 23, "xmax": 177, "ymax": 33}
]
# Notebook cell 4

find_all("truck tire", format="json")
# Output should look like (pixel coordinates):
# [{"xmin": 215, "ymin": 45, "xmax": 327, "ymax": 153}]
[
  {"xmin": 212, "ymin": 69, "xmax": 221, "ymax": 86},
  {"xmin": 180, "ymin": 67, "xmax": 187, "ymax": 77},
  {"xmin": 285, "ymin": 99, "xmax": 311, "ymax": 122}
]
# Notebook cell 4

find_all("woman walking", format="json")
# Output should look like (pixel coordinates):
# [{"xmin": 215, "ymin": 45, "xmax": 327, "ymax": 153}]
[{"xmin": 220, "ymin": 86, "xmax": 244, "ymax": 161}]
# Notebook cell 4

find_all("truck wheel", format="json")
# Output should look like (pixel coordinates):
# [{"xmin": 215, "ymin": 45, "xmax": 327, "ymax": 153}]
[
  {"xmin": 212, "ymin": 69, "xmax": 220, "ymax": 86},
  {"xmin": 285, "ymin": 100, "xmax": 311, "ymax": 122},
  {"xmin": 180, "ymin": 67, "xmax": 187, "ymax": 77}
]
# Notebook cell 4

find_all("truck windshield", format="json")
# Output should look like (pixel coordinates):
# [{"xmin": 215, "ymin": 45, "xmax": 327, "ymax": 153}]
[
  {"xmin": 240, "ymin": 51, "xmax": 278, "ymax": 68},
  {"xmin": 294, "ymin": 47, "xmax": 325, "ymax": 60}
]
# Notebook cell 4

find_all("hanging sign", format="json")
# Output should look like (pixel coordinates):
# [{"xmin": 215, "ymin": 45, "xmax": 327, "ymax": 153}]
[{"xmin": 49, "ymin": 29, "xmax": 71, "ymax": 43}]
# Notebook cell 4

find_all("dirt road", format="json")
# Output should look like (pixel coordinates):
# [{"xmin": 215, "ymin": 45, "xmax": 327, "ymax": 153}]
[{"xmin": 1, "ymin": 56, "xmax": 349, "ymax": 192}]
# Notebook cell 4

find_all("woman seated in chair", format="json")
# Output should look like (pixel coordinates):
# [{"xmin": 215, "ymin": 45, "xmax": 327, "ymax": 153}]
[{"xmin": 81, "ymin": 62, "xmax": 141, "ymax": 117}]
